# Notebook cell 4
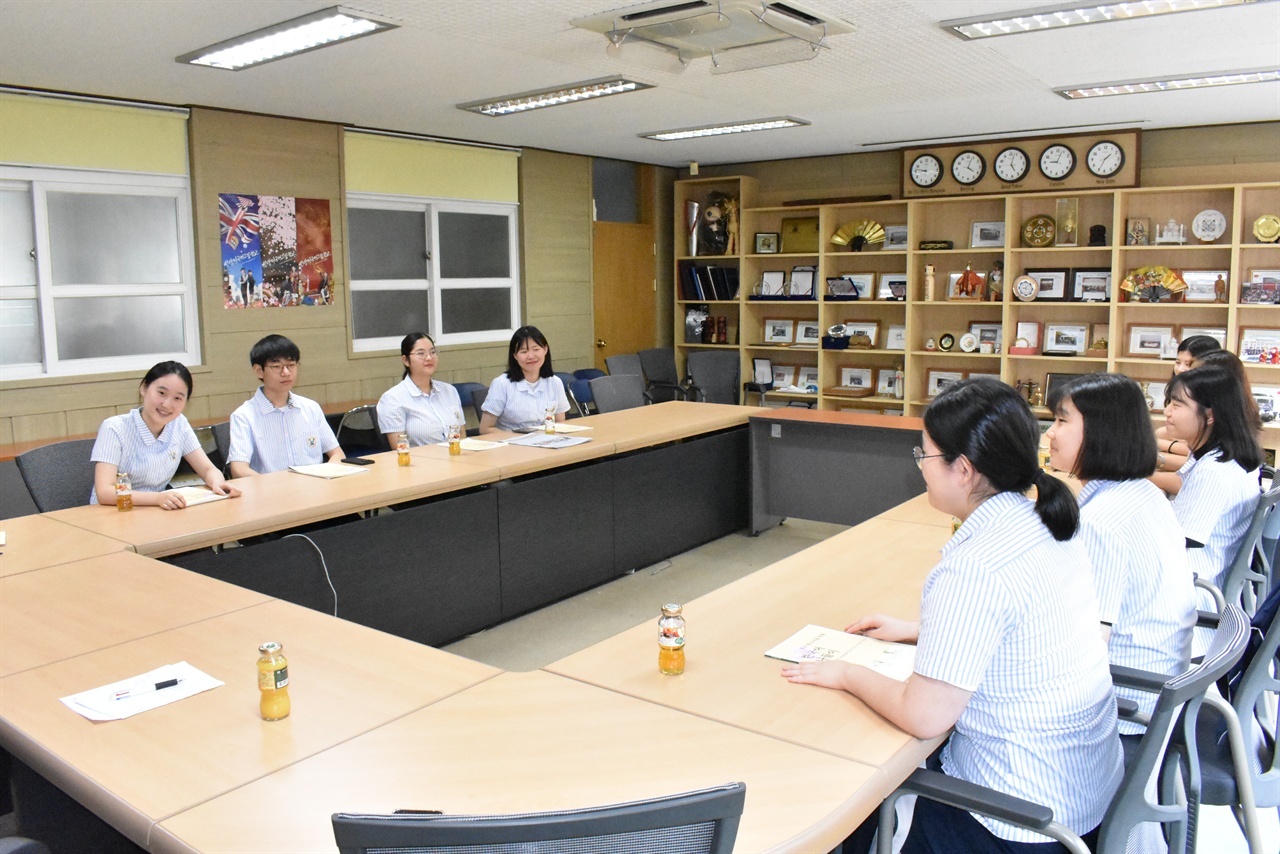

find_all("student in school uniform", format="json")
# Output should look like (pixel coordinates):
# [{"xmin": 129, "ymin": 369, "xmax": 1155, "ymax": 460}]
[
  {"xmin": 377, "ymin": 332, "xmax": 463, "ymax": 447},
  {"xmin": 1046, "ymin": 373, "xmax": 1196, "ymax": 734},
  {"xmin": 1151, "ymin": 334, "xmax": 1223, "ymax": 493},
  {"xmin": 1164, "ymin": 364, "xmax": 1263, "ymax": 594},
  {"xmin": 227, "ymin": 334, "xmax": 343, "ymax": 477},
  {"xmin": 90, "ymin": 361, "xmax": 239, "ymax": 508},
  {"xmin": 478, "ymin": 325, "xmax": 570, "ymax": 434},
  {"xmin": 782, "ymin": 378, "xmax": 1121, "ymax": 853}
]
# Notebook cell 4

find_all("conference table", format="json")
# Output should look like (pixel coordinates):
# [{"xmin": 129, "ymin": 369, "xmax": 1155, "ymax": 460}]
[
  {"xmin": 0, "ymin": 401, "xmax": 961, "ymax": 853},
  {"xmin": 0, "ymin": 514, "xmax": 132, "ymax": 577}
]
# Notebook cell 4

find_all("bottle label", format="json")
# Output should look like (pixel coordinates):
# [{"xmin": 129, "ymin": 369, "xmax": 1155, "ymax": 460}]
[
  {"xmin": 259, "ymin": 665, "xmax": 289, "ymax": 690},
  {"xmin": 659, "ymin": 631, "xmax": 684, "ymax": 648},
  {"xmin": 274, "ymin": 666, "xmax": 289, "ymax": 689}
]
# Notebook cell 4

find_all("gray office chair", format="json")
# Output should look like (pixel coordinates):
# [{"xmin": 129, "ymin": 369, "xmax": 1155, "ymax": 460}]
[
  {"xmin": 0, "ymin": 838, "xmax": 51, "ymax": 854},
  {"xmin": 336, "ymin": 404, "xmax": 387, "ymax": 457},
  {"xmin": 332, "ymin": 782, "xmax": 745, "ymax": 854},
  {"xmin": 605, "ymin": 353, "xmax": 643, "ymax": 378},
  {"xmin": 638, "ymin": 348, "xmax": 691, "ymax": 402},
  {"xmin": 471, "ymin": 387, "xmax": 489, "ymax": 425},
  {"xmin": 1220, "ymin": 478, "xmax": 1280, "ymax": 615},
  {"xmin": 14, "ymin": 438, "xmax": 96, "ymax": 511},
  {"xmin": 590, "ymin": 374, "xmax": 648, "ymax": 413},
  {"xmin": 877, "ymin": 604, "xmax": 1250, "ymax": 854},
  {"xmin": 209, "ymin": 420, "xmax": 232, "ymax": 476},
  {"xmin": 686, "ymin": 351, "xmax": 740, "ymax": 405}
]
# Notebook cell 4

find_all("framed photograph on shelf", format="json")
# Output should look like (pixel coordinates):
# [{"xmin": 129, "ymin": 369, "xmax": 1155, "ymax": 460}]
[
  {"xmin": 966, "ymin": 372, "xmax": 1000, "ymax": 382},
  {"xmin": 1025, "ymin": 268, "xmax": 1068, "ymax": 301},
  {"xmin": 789, "ymin": 265, "xmax": 816, "ymax": 298},
  {"xmin": 780, "ymin": 216, "xmax": 819, "ymax": 253},
  {"xmin": 840, "ymin": 367, "xmax": 873, "ymax": 390},
  {"xmin": 754, "ymin": 232, "xmax": 780, "ymax": 254},
  {"xmin": 879, "ymin": 273, "xmax": 908, "ymax": 301},
  {"xmin": 1126, "ymin": 324, "xmax": 1176, "ymax": 358},
  {"xmin": 1126, "ymin": 217, "xmax": 1150, "ymax": 246},
  {"xmin": 842, "ymin": 319, "xmax": 881, "ymax": 347},
  {"xmin": 970, "ymin": 221, "xmax": 1006, "ymax": 249},
  {"xmin": 1240, "ymin": 328, "xmax": 1280, "ymax": 363},
  {"xmin": 1243, "ymin": 270, "xmax": 1280, "ymax": 305},
  {"xmin": 796, "ymin": 366, "xmax": 819, "ymax": 391},
  {"xmin": 1182, "ymin": 270, "xmax": 1227, "ymax": 303},
  {"xmin": 826, "ymin": 276, "xmax": 858, "ymax": 298},
  {"xmin": 763, "ymin": 318, "xmax": 795, "ymax": 344},
  {"xmin": 1071, "ymin": 268, "xmax": 1111, "ymax": 302},
  {"xmin": 1043, "ymin": 323, "xmax": 1089, "ymax": 356},
  {"xmin": 794, "ymin": 320, "xmax": 821, "ymax": 347},
  {"xmin": 1044, "ymin": 372, "xmax": 1082, "ymax": 401},
  {"xmin": 845, "ymin": 273, "xmax": 875, "ymax": 299},
  {"xmin": 885, "ymin": 324, "xmax": 907, "ymax": 351},
  {"xmin": 1011, "ymin": 321, "xmax": 1042, "ymax": 354},
  {"xmin": 1178, "ymin": 326, "xmax": 1226, "ymax": 347},
  {"xmin": 771, "ymin": 365, "xmax": 796, "ymax": 387},
  {"xmin": 926, "ymin": 369, "xmax": 965, "ymax": 398},
  {"xmin": 876, "ymin": 368, "xmax": 900, "ymax": 396},
  {"xmin": 1147, "ymin": 380, "xmax": 1169, "ymax": 411},
  {"xmin": 969, "ymin": 322, "xmax": 1003, "ymax": 351},
  {"xmin": 760, "ymin": 270, "xmax": 787, "ymax": 296},
  {"xmin": 884, "ymin": 225, "xmax": 908, "ymax": 250}
]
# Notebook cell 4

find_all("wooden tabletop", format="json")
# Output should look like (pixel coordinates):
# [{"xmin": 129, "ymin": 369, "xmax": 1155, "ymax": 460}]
[
  {"xmin": 0, "ymin": 552, "xmax": 270, "ymax": 678},
  {"xmin": 547, "ymin": 517, "xmax": 951, "ymax": 771},
  {"xmin": 751, "ymin": 408, "xmax": 924, "ymax": 432},
  {"xmin": 0, "ymin": 598, "xmax": 499, "ymax": 847},
  {"xmin": 152, "ymin": 671, "xmax": 885, "ymax": 854},
  {"xmin": 409, "ymin": 431, "xmax": 618, "ymax": 478},
  {"xmin": 873, "ymin": 492, "xmax": 953, "ymax": 529},
  {"xmin": 46, "ymin": 452, "xmax": 498, "ymax": 557},
  {"xmin": 0, "ymin": 514, "xmax": 132, "ymax": 577}
]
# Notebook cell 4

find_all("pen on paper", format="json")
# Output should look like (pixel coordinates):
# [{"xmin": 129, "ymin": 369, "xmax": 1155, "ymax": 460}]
[{"xmin": 113, "ymin": 678, "xmax": 182, "ymax": 700}]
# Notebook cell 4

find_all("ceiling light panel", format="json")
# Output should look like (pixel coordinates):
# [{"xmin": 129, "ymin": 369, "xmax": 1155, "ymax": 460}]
[
  {"xmin": 1057, "ymin": 68, "xmax": 1280, "ymax": 97},
  {"xmin": 943, "ymin": 0, "xmax": 1264, "ymax": 40},
  {"xmin": 177, "ymin": 6, "xmax": 396, "ymax": 70},
  {"xmin": 459, "ymin": 78, "xmax": 653, "ymax": 117},
  {"xmin": 641, "ymin": 116, "xmax": 809, "ymax": 141}
]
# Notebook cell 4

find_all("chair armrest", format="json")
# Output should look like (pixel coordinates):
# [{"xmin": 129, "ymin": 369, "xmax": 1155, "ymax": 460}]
[
  {"xmin": 894, "ymin": 768, "xmax": 1056, "ymax": 829},
  {"xmin": 1110, "ymin": 663, "xmax": 1168, "ymax": 694},
  {"xmin": 1196, "ymin": 609, "xmax": 1220, "ymax": 630},
  {"xmin": 1116, "ymin": 696, "xmax": 1141, "ymax": 718},
  {"xmin": 1195, "ymin": 576, "xmax": 1225, "ymax": 612}
]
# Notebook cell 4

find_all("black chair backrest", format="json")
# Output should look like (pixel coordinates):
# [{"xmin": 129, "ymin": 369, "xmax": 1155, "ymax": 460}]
[
  {"xmin": 686, "ymin": 351, "xmax": 740, "ymax": 405},
  {"xmin": 337, "ymin": 404, "xmax": 388, "ymax": 457},
  {"xmin": 209, "ymin": 421, "xmax": 231, "ymax": 476},
  {"xmin": 606, "ymin": 353, "xmax": 643, "ymax": 377},
  {"xmin": 453, "ymin": 381, "xmax": 486, "ymax": 410},
  {"xmin": 590, "ymin": 374, "xmax": 647, "ymax": 413},
  {"xmin": 638, "ymin": 348, "xmax": 680, "ymax": 385},
  {"xmin": 14, "ymin": 438, "xmax": 97, "ymax": 511},
  {"xmin": 332, "ymin": 782, "xmax": 745, "ymax": 854},
  {"xmin": 471, "ymin": 387, "xmax": 489, "ymax": 424}
]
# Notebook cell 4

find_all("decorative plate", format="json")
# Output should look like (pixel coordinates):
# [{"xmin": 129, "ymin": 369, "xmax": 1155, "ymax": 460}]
[
  {"xmin": 938, "ymin": 333, "xmax": 955, "ymax": 352},
  {"xmin": 1012, "ymin": 275, "xmax": 1039, "ymax": 302},
  {"xmin": 959, "ymin": 333, "xmax": 979, "ymax": 353},
  {"xmin": 1254, "ymin": 214, "xmax": 1280, "ymax": 244},
  {"xmin": 1191, "ymin": 209, "xmax": 1227, "ymax": 242},
  {"xmin": 1022, "ymin": 215, "xmax": 1056, "ymax": 247}
]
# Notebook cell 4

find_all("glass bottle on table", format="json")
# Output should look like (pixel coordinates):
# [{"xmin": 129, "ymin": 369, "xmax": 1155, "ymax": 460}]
[
  {"xmin": 449, "ymin": 410, "xmax": 462, "ymax": 456},
  {"xmin": 396, "ymin": 432, "xmax": 410, "ymax": 466},
  {"xmin": 543, "ymin": 405, "xmax": 556, "ymax": 434},
  {"xmin": 257, "ymin": 641, "xmax": 290, "ymax": 721},
  {"xmin": 115, "ymin": 471, "xmax": 133, "ymax": 512},
  {"xmin": 658, "ymin": 603, "xmax": 686, "ymax": 675}
]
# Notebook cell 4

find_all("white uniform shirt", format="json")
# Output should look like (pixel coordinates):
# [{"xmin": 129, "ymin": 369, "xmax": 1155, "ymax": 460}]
[
  {"xmin": 376, "ymin": 377, "xmax": 463, "ymax": 447},
  {"xmin": 1078, "ymin": 479, "xmax": 1196, "ymax": 733},
  {"xmin": 915, "ymin": 491, "xmax": 1123, "ymax": 842},
  {"xmin": 227, "ymin": 388, "xmax": 339, "ymax": 474},
  {"xmin": 89, "ymin": 409, "xmax": 200, "ymax": 504},
  {"xmin": 482, "ymin": 374, "xmax": 569, "ymax": 432},
  {"xmin": 1173, "ymin": 448, "xmax": 1259, "ymax": 589}
]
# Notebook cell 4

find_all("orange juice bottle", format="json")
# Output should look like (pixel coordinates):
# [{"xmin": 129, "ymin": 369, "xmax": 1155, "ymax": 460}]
[
  {"xmin": 658, "ymin": 604, "xmax": 686, "ymax": 675},
  {"xmin": 115, "ymin": 472, "xmax": 133, "ymax": 512},
  {"xmin": 397, "ymin": 433, "xmax": 410, "ymax": 467},
  {"xmin": 257, "ymin": 641, "xmax": 290, "ymax": 721}
]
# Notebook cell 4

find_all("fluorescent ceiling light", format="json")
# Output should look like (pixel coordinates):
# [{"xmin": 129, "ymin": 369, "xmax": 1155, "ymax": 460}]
[
  {"xmin": 641, "ymin": 116, "xmax": 809, "ymax": 141},
  {"xmin": 943, "ymin": 0, "xmax": 1264, "ymax": 39},
  {"xmin": 177, "ymin": 6, "xmax": 396, "ymax": 70},
  {"xmin": 1057, "ymin": 68, "xmax": 1280, "ymax": 98},
  {"xmin": 459, "ymin": 78, "xmax": 652, "ymax": 117}
]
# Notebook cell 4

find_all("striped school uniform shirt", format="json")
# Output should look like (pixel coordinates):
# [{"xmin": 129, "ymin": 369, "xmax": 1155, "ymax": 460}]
[
  {"xmin": 227, "ymin": 388, "xmax": 339, "ymax": 474},
  {"xmin": 1173, "ymin": 448, "xmax": 1259, "ymax": 589},
  {"xmin": 482, "ymin": 374, "xmax": 569, "ymax": 432},
  {"xmin": 376, "ymin": 377, "xmax": 463, "ymax": 447},
  {"xmin": 915, "ymin": 490, "xmax": 1123, "ymax": 842},
  {"xmin": 1078, "ymin": 479, "xmax": 1196, "ymax": 734},
  {"xmin": 88, "ymin": 409, "xmax": 200, "ymax": 504}
]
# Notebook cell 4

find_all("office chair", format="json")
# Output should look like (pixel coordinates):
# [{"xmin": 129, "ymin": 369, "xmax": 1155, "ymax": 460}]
[
  {"xmin": 332, "ymin": 782, "xmax": 745, "ymax": 854},
  {"xmin": 877, "ymin": 604, "xmax": 1250, "ymax": 854},
  {"xmin": 590, "ymin": 374, "xmax": 649, "ymax": 413},
  {"xmin": 553, "ymin": 371, "xmax": 580, "ymax": 417},
  {"xmin": 209, "ymin": 420, "xmax": 232, "ymax": 477},
  {"xmin": 637, "ymin": 348, "xmax": 691, "ymax": 402},
  {"xmin": 569, "ymin": 377, "xmax": 596, "ymax": 416},
  {"xmin": 1220, "ymin": 478, "xmax": 1280, "ymax": 616},
  {"xmin": 336, "ymin": 404, "xmax": 387, "ymax": 458},
  {"xmin": 605, "ymin": 353, "xmax": 643, "ymax": 378},
  {"xmin": 685, "ymin": 351, "xmax": 740, "ymax": 405},
  {"xmin": 14, "ymin": 438, "xmax": 96, "ymax": 511},
  {"xmin": 453, "ymin": 381, "xmax": 486, "ymax": 412},
  {"xmin": 471, "ymin": 387, "xmax": 489, "ymax": 425}
]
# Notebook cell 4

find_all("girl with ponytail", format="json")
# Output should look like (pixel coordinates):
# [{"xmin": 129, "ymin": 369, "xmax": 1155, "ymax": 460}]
[{"xmin": 783, "ymin": 378, "xmax": 1121, "ymax": 853}]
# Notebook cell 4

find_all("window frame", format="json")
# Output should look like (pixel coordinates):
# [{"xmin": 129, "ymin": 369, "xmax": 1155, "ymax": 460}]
[
  {"xmin": 347, "ymin": 192, "xmax": 520, "ymax": 352},
  {"xmin": 0, "ymin": 165, "xmax": 200, "ymax": 381}
]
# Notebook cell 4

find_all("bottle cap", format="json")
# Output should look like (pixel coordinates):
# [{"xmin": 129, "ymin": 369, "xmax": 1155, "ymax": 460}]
[
  {"xmin": 259, "ymin": 641, "xmax": 283, "ymax": 655},
  {"xmin": 661, "ymin": 603, "xmax": 682, "ymax": 616}
]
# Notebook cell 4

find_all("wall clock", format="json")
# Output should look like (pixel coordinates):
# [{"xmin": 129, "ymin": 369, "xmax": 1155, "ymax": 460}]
[
  {"xmin": 1086, "ymin": 140, "xmax": 1125, "ymax": 178},
  {"xmin": 909, "ymin": 154, "xmax": 943, "ymax": 188},
  {"xmin": 993, "ymin": 147, "xmax": 1029, "ymax": 183},
  {"xmin": 951, "ymin": 150, "xmax": 986, "ymax": 186},
  {"xmin": 1039, "ymin": 144, "xmax": 1076, "ymax": 180}
]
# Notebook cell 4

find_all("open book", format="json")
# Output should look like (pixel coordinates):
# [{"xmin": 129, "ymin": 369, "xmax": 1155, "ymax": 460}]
[
  {"xmin": 504, "ymin": 433, "xmax": 592, "ymax": 449},
  {"xmin": 170, "ymin": 485, "xmax": 231, "ymax": 507},
  {"xmin": 288, "ymin": 462, "xmax": 372, "ymax": 479},
  {"xmin": 514, "ymin": 422, "xmax": 592, "ymax": 434},
  {"xmin": 765, "ymin": 624, "xmax": 916, "ymax": 682}
]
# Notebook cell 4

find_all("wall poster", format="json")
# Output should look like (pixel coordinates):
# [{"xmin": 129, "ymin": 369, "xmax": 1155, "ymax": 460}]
[{"xmin": 219, "ymin": 194, "xmax": 335, "ymax": 309}]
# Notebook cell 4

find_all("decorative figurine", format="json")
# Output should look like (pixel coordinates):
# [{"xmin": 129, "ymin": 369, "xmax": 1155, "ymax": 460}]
[
  {"xmin": 953, "ymin": 265, "xmax": 984, "ymax": 300},
  {"xmin": 1154, "ymin": 218, "xmax": 1186, "ymax": 245},
  {"xmin": 1088, "ymin": 224, "xmax": 1107, "ymax": 246},
  {"xmin": 924, "ymin": 337, "xmax": 937, "ymax": 351},
  {"xmin": 923, "ymin": 264, "xmax": 936, "ymax": 301},
  {"xmin": 1215, "ymin": 273, "xmax": 1228, "ymax": 303}
]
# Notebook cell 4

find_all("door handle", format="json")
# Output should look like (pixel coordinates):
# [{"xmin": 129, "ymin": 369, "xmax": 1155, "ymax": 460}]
[{"xmin": 596, "ymin": 339, "xmax": 607, "ymax": 348}]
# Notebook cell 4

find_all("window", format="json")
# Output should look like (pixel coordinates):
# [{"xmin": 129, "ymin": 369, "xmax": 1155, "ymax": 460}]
[
  {"xmin": 347, "ymin": 193, "xmax": 519, "ymax": 351},
  {"xmin": 0, "ymin": 166, "xmax": 199, "ymax": 380}
]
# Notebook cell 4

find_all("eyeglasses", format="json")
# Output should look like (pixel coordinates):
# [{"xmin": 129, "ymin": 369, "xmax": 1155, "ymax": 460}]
[
  {"xmin": 912, "ymin": 446, "xmax": 946, "ymax": 469},
  {"xmin": 264, "ymin": 361, "xmax": 298, "ymax": 374},
  {"xmin": 409, "ymin": 349, "xmax": 439, "ymax": 359}
]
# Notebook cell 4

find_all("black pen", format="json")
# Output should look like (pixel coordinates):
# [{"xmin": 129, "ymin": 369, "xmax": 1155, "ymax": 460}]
[{"xmin": 113, "ymin": 678, "xmax": 182, "ymax": 700}]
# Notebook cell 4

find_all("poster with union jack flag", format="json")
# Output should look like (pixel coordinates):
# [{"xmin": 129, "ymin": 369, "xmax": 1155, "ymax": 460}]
[{"xmin": 219, "ymin": 193, "xmax": 334, "ymax": 309}]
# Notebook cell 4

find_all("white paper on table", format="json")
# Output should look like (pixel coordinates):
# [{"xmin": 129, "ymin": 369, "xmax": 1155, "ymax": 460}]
[
  {"xmin": 514, "ymin": 423, "xmax": 592, "ymax": 434},
  {"xmin": 170, "ymin": 486, "xmax": 230, "ymax": 506},
  {"xmin": 60, "ymin": 661, "xmax": 224, "ymax": 721},
  {"xmin": 435, "ymin": 438, "xmax": 504, "ymax": 451},
  {"xmin": 765, "ymin": 624, "xmax": 916, "ymax": 681},
  {"xmin": 504, "ymin": 433, "xmax": 593, "ymax": 449},
  {"xmin": 288, "ymin": 462, "xmax": 371, "ymax": 479}
]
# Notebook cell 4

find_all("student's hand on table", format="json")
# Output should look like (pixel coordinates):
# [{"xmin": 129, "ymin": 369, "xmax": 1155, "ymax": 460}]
[
  {"xmin": 845, "ymin": 614, "xmax": 917, "ymax": 643},
  {"xmin": 209, "ymin": 481, "xmax": 241, "ymax": 498},
  {"xmin": 158, "ymin": 489, "xmax": 187, "ymax": 511},
  {"xmin": 781, "ymin": 660, "xmax": 858, "ymax": 690}
]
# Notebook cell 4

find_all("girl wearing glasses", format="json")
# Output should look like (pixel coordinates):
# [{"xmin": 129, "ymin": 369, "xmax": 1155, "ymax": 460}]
[
  {"xmin": 784, "ymin": 379, "xmax": 1120, "ymax": 853},
  {"xmin": 377, "ymin": 332, "xmax": 463, "ymax": 447},
  {"xmin": 91, "ymin": 361, "xmax": 239, "ymax": 509},
  {"xmin": 479, "ymin": 326, "xmax": 570, "ymax": 434},
  {"xmin": 1046, "ymin": 373, "xmax": 1195, "ymax": 735}
]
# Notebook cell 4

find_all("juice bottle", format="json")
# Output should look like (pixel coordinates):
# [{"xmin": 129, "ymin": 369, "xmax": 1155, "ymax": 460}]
[
  {"xmin": 448, "ymin": 417, "xmax": 462, "ymax": 456},
  {"xmin": 115, "ymin": 472, "xmax": 133, "ymax": 512},
  {"xmin": 658, "ymin": 603, "xmax": 686, "ymax": 675},
  {"xmin": 397, "ymin": 433, "xmax": 410, "ymax": 466},
  {"xmin": 543, "ymin": 405, "xmax": 556, "ymax": 434},
  {"xmin": 257, "ymin": 641, "xmax": 290, "ymax": 721}
]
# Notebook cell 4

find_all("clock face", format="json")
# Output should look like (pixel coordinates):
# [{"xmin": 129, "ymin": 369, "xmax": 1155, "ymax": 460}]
[
  {"xmin": 1086, "ymin": 140, "xmax": 1125, "ymax": 178},
  {"xmin": 909, "ymin": 154, "xmax": 943, "ymax": 188},
  {"xmin": 1192, "ymin": 209, "xmax": 1228, "ymax": 242},
  {"xmin": 951, "ymin": 150, "xmax": 986, "ymax": 186},
  {"xmin": 993, "ymin": 147, "xmax": 1029, "ymax": 183},
  {"xmin": 1039, "ymin": 144, "xmax": 1076, "ymax": 181}
]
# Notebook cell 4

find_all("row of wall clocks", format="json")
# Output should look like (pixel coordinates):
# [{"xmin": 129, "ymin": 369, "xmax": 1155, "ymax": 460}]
[{"xmin": 901, "ymin": 130, "xmax": 1139, "ymax": 198}]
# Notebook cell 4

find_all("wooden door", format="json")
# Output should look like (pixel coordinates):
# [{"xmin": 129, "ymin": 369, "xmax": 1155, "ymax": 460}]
[{"xmin": 592, "ymin": 221, "xmax": 655, "ymax": 371}]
